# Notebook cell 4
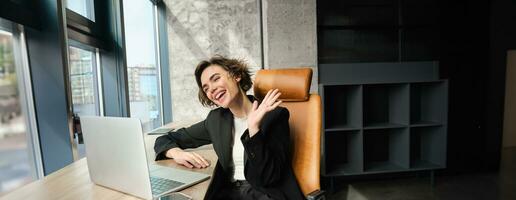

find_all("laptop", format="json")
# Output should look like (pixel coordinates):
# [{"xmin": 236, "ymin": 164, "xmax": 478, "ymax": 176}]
[{"xmin": 80, "ymin": 116, "xmax": 210, "ymax": 200}]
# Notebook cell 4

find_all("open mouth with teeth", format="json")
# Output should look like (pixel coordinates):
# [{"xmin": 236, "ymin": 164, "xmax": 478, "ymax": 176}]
[{"xmin": 214, "ymin": 90, "xmax": 226, "ymax": 102}]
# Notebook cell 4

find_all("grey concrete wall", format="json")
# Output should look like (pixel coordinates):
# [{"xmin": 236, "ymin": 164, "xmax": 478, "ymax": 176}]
[
  {"xmin": 163, "ymin": 0, "xmax": 318, "ymax": 120},
  {"xmin": 262, "ymin": 0, "xmax": 318, "ymax": 92},
  {"xmin": 163, "ymin": 0, "xmax": 262, "ymax": 121}
]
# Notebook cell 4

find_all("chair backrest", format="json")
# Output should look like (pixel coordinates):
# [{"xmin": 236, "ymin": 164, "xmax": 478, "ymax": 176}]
[{"xmin": 254, "ymin": 68, "xmax": 321, "ymax": 196}]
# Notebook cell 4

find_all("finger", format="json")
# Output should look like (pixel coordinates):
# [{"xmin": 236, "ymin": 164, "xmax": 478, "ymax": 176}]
[
  {"xmin": 260, "ymin": 90, "xmax": 274, "ymax": 109},
  {"xmin": 192, "ymin": 152, "xmax": 210, "ymax": 167},
  {"xmin": 262, "ymin": 89, "xmax": 274, "ymax": 104},
  {"xmin": 263, "ymin": 91, "xmax": 279, "ymax": 108},
  {"xmin": 270, "ymin": 92, "xmax": 281, "ymax": 104},
  {"xmin": 266, "ymin": 89, "xmax": 280, "ymax": 106},
  {"xmin": 186, "ymin": 154, "xmax": 203, "ymax": 168},
  {"xmin": 181, "ymin": 160, "xmax": 194, "ymax": 168},
  {"xmin": 252, "ymin": 100, "xmax": 258, "ymax": 111},
  {"xmin": 196, "ymin": 154, "xmax": 210, "ymax": 167},
  {"xmin": 270, "ymin": 100, "xmax": 282, "ymax": 110}
]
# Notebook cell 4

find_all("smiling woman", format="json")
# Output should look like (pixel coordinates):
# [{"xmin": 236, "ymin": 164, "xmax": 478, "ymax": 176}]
[
  {"xmin": 154, "ymin": 55, "xmax": 304, "ymax": 200},
  {"xmin": 194, "ymin": 56, "xmax": 252, "ymax": 108}
]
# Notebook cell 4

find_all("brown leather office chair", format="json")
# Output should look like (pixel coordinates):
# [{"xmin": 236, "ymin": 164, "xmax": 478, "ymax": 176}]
[{"xmin": 254, "ymin": 68, "xmax": 325, "ymax": 199}]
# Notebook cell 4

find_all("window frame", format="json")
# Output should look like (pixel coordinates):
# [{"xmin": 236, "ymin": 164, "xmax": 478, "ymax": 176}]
[
  {"xmin": 154, "ymin": 0, "xmax": 172, "ymax": 124},
  {"xmin": 67, "ymin": 41, "xmax": 104, "ymax": 117},
  {"xmin": 123, "ymin": 0, "xmax": 172, "ymax": 130},
  {"xmin": 0, "ymin": 1, "xmax": 40, "ymax": 29},
  {"xmin": 65, "ymin": 0, "xmax": 109, "ymax": 50},
  {"xmin": 0, "ymin": 19, "xmax": 44, "ymax": 181}
]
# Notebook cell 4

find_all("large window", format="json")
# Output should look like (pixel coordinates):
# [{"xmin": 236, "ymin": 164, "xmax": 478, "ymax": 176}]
[
  {"xmin": 67, "ymin": 45, "xmax": 102, "ymax": 159},
  {"xmin": 64, "ymin": 0, "xmax": 104, "ymax": 160},
  {"xmin": 123, "ymin": 0, "xmax": 162, "ymax": 132},
  {"xmin": 68, "ymin": 45, "xmax": 101, "ymax": 117},
  {"xmin": 0, "ymin": 19, "xmax": 40, "ymax": 196}
]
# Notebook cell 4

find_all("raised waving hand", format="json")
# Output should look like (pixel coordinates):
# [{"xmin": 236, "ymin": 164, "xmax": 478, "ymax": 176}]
[{"xmin": 247, "ymin": 89, "xmax": 282, "ymax": 137}]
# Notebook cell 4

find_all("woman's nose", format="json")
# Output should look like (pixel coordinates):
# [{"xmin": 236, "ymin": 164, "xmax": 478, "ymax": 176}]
[{"xmin": 209, "ymin": 87, "xmax": 216, "ymax": 95}]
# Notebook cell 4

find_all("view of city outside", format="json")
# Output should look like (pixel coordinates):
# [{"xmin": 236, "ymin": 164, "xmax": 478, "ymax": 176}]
[
  {"xmin": 69, "ymin": 46, "xmax": 99, "ymax": 117},
  {"xmin": 68, "ymin": 46, "xmax": 99, "ymax": 158},
  {"xmin": 124, "ymin": 0, "xmax": 162, "ymax": 132},
  {"xmin": 66, "ymin": 0, "xmax": 95, "ymax": 22},
  {"xmin": 0, "ymin": 27, "xmax": 34, "ymax": 196}
]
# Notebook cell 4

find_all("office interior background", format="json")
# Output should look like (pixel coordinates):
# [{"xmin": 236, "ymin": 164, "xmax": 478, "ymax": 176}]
[{"xmin": 0, "ymin": 0, "xmax": 515, "ymax": 199}]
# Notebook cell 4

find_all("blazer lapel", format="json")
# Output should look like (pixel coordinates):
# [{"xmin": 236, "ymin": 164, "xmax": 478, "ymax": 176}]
[
  {"xmin": 218, "ymin": 109, "xmax": 233, "ymax": 170},
  {"xmin": 215, "ymin": 96, "xmax": 256, "ymax": 170}
]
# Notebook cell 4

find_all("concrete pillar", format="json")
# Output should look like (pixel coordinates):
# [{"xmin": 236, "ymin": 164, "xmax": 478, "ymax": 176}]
[
  {"xmin": 163, "ymin": 0, "xmax": 262, "ymax": 121},
  {"xmin": 261, "ymin": 0, "xmax": 318, "ymax": 92}
]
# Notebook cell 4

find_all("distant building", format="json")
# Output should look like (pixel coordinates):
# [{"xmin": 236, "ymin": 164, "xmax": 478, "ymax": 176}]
[{"xmin": 128, "ymin": 64, "xmax": 158, "ymax": 103}]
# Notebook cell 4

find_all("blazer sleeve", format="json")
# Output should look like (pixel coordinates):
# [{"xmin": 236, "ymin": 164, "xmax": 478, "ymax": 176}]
[
  {"xmin": 154, "ymin": 118, "xmax": 212, "ymax": 161},
  {"xmin": 240, "ymin": 107, "xmax": 291, "ymax": 187}
]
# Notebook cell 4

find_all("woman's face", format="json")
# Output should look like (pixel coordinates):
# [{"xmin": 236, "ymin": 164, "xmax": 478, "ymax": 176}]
[{"xmin": 200, "ymin": 65, "xmax": 242, "ymax": 108}]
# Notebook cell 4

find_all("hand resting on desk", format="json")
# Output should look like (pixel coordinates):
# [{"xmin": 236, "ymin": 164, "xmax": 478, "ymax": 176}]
[{"xmin": 166, "ymin": 147, "xmax": 211, "ymax": 169}]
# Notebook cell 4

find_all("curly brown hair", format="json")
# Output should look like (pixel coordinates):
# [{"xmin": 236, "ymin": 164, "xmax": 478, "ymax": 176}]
[{"xmin": 194, "ymin": 55, "xmax": 253, "ymax": 107}]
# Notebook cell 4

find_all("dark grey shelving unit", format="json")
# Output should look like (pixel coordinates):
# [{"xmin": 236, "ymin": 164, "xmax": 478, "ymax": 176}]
[
  {"xmin": 320, "ymin": 62, "xmax": 448, "ymax": 180},
  {"xmin": 363, "ymin": 84, "xmax": 409, "ymax": 128},
  {"xmin": 363, "ymin": 128, "xmax": 409, "ymax": 172},
  {"xmin": 317, "ymin": 0, "xmax": 440, "ymax": 64},
  {"xmin": 323, "ymin": 85, "xmax": 362, "ymax": 131},
  {"xmin": 325, "ymin": 130, "xmax": 362, "ymax": 176}
]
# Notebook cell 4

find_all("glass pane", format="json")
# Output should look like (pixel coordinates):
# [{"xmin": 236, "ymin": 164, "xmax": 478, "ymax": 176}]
[
  {"xmin": 69, "ymin": 46, "xmax": 99, "ymax": 117},
  {"xmin": 68, "ymin": 46, "xmax": 100, "ymax": 158},
  {"xmin": 66, "ymin": 0, "xmax": 95, "ymax": 22},
  {"xmin": 123, "ymin": 0, "xmax": 162, "ymax": 132},
  {"xmin": 0, "ymin": 25, "xmax": 35, "ymax": 196}
]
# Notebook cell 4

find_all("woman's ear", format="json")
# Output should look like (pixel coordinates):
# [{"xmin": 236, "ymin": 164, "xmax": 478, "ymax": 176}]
[{"xmin": 235, "ymin": 76, "xmax": 241, "ymax": 82}]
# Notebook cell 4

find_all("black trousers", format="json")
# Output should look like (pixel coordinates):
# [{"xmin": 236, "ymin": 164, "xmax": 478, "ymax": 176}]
[{"xmin": 215, "ymin": 180, "xmax": 274, "ymax": 200}]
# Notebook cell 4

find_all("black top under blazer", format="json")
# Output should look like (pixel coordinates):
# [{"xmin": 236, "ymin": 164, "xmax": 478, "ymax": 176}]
[{"xmin": 154, "ymin": 97, "xmax": 304, "ymax": 200}]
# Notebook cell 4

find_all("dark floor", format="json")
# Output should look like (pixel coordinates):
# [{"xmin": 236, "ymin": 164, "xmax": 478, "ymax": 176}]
[{"xmin": 327, "ymin": 147, "xmax": 516, "ymax": 200}]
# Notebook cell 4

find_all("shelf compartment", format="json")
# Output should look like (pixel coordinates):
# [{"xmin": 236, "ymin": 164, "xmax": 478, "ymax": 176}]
[
  {"xmin": 363, "ymin": 84, "xmax": 409, "ymax": 127},
  {"xmin": 410, "ymin": 126, "xmax": 446, "ymax": 169},
  {"xmin": 410, "ymin": 81, "xmax": 447, "ymax": 125},
  {"xmin": 322, "ymin": 85, "xmax": 362, "ymax": 130},
  {"xmin": 363, "ymin": 128, "xmax": 409, "ymax": 172},
  {"xmin": 325, "ymin": 130, "xmax": 363, "ymax": 176}
]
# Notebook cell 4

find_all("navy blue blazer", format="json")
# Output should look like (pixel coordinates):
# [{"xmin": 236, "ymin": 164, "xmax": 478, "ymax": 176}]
[{"xmin": 154, "ymin": 98, "xmax": 304, "ymax": 200}]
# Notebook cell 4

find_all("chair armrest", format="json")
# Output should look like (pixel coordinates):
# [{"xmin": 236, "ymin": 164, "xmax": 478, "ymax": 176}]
[{"xmin": 306, "ymin": 190, "xmax": 325, "ymax": 200}]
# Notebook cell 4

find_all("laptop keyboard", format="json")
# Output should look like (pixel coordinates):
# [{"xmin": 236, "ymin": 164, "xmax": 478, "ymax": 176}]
[{"xmin": 150, "ymin": 176, "xmax": 185, "ymax": 195}]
